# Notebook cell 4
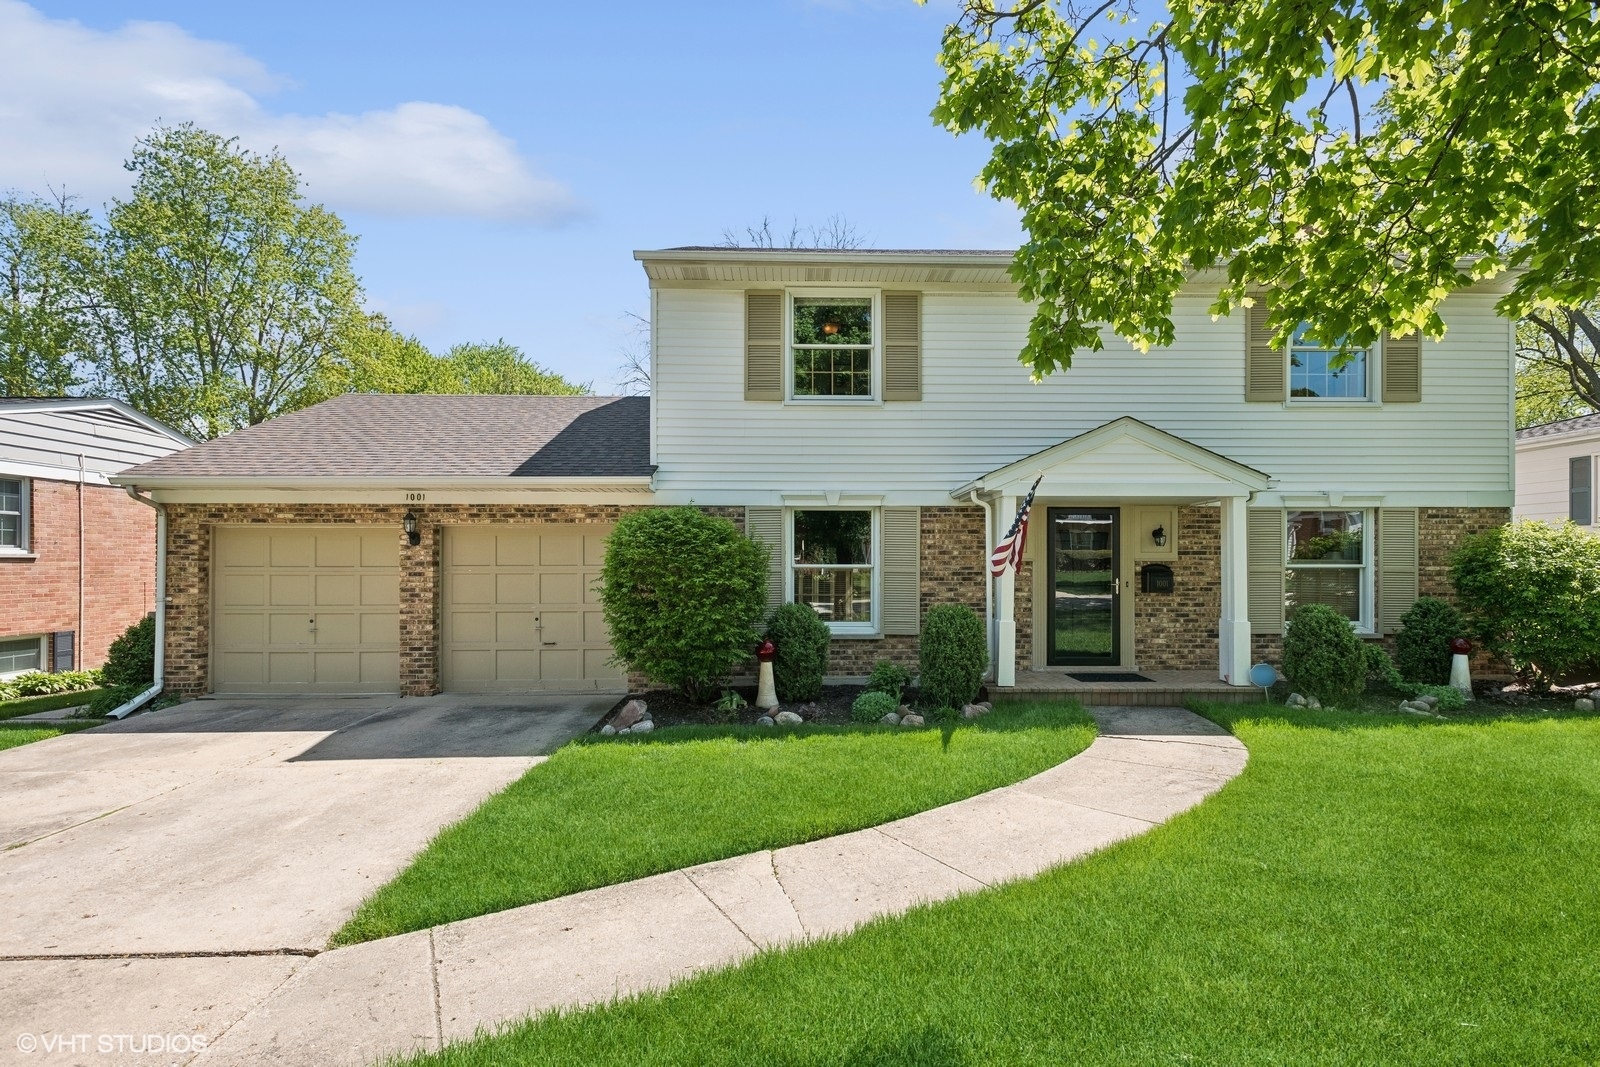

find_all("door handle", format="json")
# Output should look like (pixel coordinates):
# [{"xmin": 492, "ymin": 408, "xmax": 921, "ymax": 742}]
[{"xmin": 1113, "ymin": 579, "xmax": 1120, "ymax": 595}]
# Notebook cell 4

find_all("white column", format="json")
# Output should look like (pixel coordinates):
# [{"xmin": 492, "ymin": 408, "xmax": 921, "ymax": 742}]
[
  {"xmin": 996, "ymin": 493, "xmax": 1017, "ymax": 687},
  {"xmin": 1219, "ymin": 494, "xmax": 1253, "ymax": 686}
]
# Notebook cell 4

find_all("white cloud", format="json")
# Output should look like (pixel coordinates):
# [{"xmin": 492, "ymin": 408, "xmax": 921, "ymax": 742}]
[{"xmin": 0, "ymin": 0, "xmax": 578, "ymax": 222}]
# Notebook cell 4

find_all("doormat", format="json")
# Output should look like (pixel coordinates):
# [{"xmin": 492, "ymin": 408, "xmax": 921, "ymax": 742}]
[{"xmin": 1066, "ymin": 672, "xmax": 1154, "ymax": 683}]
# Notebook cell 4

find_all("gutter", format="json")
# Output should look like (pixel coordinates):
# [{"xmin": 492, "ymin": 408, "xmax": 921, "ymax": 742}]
[
  {"xmin": 966, "ymin": 489, "xmax": 997, "ymax": 680},
  {"xmin": 106, "ymin": 475, "xmax": 655, "ymax": 491},
  {"xmin": 106, "ymin": 487, "xmax": 166, "ymax": 720}
]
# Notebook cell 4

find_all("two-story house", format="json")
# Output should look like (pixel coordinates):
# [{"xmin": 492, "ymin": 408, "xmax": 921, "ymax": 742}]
[
  {"xmin": 0, "ymin": 397, "xmax": 191, "ymax": 677},
  {"xmin": 114, "ymin": 248, "xmax": 1515, "ymax": 699}
]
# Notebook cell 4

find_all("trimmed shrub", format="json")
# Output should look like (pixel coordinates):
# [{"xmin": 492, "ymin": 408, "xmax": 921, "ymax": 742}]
[
  {"xmin": 598, "ymin": 507, "xmax": 768, "ymax": 700},
  {"xmin": 1451, "ymin": 520, "xmax": 1600, "ymax": 689},
  {"xmin": 101, "ymin": 614, "xmax": 156, "ymax": 689},
  {"xmin": 1366, "ymin": 645, "xmax": 1467, "ymax": 711},
  {"xmin": 766, "ymin": 602, "xmax": 830, "ymax": 703},
  {"xmin": 1282, "ymin": 603, "xmax": 1366, "ymax": 706},
  {"xmin": 1395, "ymin": 597, "xmax": 1468, "ymax": 685},
  {"xmin": 3, "ymin": 669, "xmax": 101, "ymax": 698},
  {"xmin": 88, "ymin": 685, "xmax": 145, "ymax": 715},
  {"xmin": 851, "ymin": 690, "xmax": 900, "ymax": 724},
  {"xmin": 865, "ymin": 659, "xmax": 911, "ymax": 701},
  {"xmin": 919, "ymin": 604, "xmax": 987, "ymax": 710}
]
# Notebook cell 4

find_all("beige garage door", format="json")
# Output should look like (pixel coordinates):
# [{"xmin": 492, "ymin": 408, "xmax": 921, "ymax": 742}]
[
  {"xmin": 212, "ymin": 527, "xmax": 400, "ymax": 694},
  {"xmin": 442, "ymin": 526, "xmax": 623, "ymax": 692}
]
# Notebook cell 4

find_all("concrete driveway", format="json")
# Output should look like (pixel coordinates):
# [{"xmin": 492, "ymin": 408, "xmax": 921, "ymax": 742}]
[{"xmin": 0, "ymin": 692, "xmax": 612, "ymax": 958}]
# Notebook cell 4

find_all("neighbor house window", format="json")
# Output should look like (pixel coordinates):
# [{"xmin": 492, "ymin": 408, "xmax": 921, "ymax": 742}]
[
  {"xmin": 0, "ymin": 478, "xmax": 27, "ymax": 551},
  {"xmin": 791, "ymin": 509, "xmax": 876, "ymax": 632},
  {"xmin": 1289, "ymin": 323, "xmax": 1369, "ymax": 400},
  {"xmin": 1571, "ymin": 456, "xmax": 1593, "ymax": 525},
  {"xmin": 791, "ymin": 295, "xmax": 873, "ymax": 399},
  {"xmin": 1286, "ymin": 510, "xmax": 1371, "ymax": 629},
  {"xmin": 0, "ymin": 636, "xmax": 42, "ymax": 676}
]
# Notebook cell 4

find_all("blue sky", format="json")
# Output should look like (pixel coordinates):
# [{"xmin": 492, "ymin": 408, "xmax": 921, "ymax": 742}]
[{"xmin": 1, "ymin": 0, "xmax": 1021, "ymax": 392}]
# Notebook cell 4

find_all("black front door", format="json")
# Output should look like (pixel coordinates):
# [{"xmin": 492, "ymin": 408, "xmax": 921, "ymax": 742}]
[{"xmin": 1047, "ymin": 508, "xmax": 1120, "ymax": 666}]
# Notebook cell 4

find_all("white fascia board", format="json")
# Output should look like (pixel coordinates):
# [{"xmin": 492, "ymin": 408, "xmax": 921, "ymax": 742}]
[
  {"xmin": 112, "ymin": 475, "xmax": 652, "ymax": 490},
  {"xmin": 0, "ymin": 458, "xmax": 113, "ymax": 485},
  {"xmin": 1515, "ymin": 431, "xmax": 1600, "ymax": 453},
  {"xmin": 633, "ymin": 249, "xmax": 1016, "ymax": 268},
  {"xmin": 1253, "ymin": 489, "xmax": 1514, "ymax": 508}
]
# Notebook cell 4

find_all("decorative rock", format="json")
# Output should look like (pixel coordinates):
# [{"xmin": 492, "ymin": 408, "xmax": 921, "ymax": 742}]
[
  {"xmin": 1418, "ymin": 694, "xmax": 1440, "ymax": 708},
  {"xmin": 799, "ymin": 703, "xmax": 822, "ymax": 720},
  {"xmin": 961, "ymin": 704, "xmax": 985, "ymax": 719},
  {"xmin": 897, "ymin": 705, "xmax": 914, "ymax": 718},
  {"xmin": 900, "ymin": 714, "xmax": 925, "ymax": 727},
  {"xmin": 630, "ymin": 719, "xmax": 654, "ymax": 734},
  {"xmin": 1287, "ymin": 693, "xmax": 1308, "ymax": 707},
  {"xmin": 1400, "ymin": 700, "xmax": 1431, "ymax": 713},
  {"xmin": 613, "ymin": 700, "xmax": 647, "ymax": 730},
  {"xmin": 774, "ymin": 710, "xmax": 804, "ymax": 726},
  {"xmin": 599, "ymin": 724, "xmax": 617, "ymax": 736},
  {"xmin": 1305, "ymin": 696, "xmax": 1322, "ymax": 710},
  {"xmin": 617, "ymin": 726, "xmax": 631, "ymax": 735},
  {"xmin": 1576, "ymin": 697, "xmax": 1595, "ymax": 712},
  {"xmin": 756, "ymin": 715, "xmax": 776, "ymax": 727},
  {"xmin": 880, "ymin": 712, "xmax": 902, "ymax": 726},
  {"xmin": 976, "ymin": 701, "xmax": 992, "ymax": 712}
]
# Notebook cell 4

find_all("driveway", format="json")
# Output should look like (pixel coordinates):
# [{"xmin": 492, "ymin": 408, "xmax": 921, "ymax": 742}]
[{"xmin": 0, "ymin": 693, "xmax": 612, "ymax": 957}]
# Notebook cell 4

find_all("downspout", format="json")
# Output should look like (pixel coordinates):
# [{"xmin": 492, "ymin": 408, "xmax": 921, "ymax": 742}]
[
  {"xmin": 107, "ymin": 486, "xmax": 165, "ymax": 720},
  {"xmin": 967, "ymin": 489, "xmax": 996, "ymax": 679},
  {"xmin": 77, "ymin": 453, "xmax": 85, "ymax": 671}
]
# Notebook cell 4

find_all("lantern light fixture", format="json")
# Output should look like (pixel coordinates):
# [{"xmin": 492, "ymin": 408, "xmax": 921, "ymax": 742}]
[
  {"xmin": 403, "ymin": 510, "xmax": 420, "ymax": 547},
  {"xmin": 1151, "ymin": 524, "xmax": 1167, "ymax": 548}
]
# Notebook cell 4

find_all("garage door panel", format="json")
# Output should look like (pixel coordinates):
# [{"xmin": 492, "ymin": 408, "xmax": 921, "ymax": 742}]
[
  {"xmin": 584, "ymin": 649, "xmax": 623, "ymax": 681},
  {"xmin": 315, "ymin": 535, "xmax": 359, "ymax": 568},
  {"xmin": 583, "ymin": 534, "xmax": 606, "ymax": 566},
  {"xmin": 449, "ymin": 572, "xmax": 494, "ymax": 606},
  {"xmin": 449, "ymin": 611, "xmax": 493, "ymax": 643},
  {"xmin": 216, "ymin": 652, "xmax": 264, "ymax": 686},
  {"xmin": 214, "ymin": 612, "xmax": 264, "ymax": 646},
  {"xmin": 267, "ymin": 651, "xmax": 314, "ymax": 685},
  {"xmin": 221, "ymin": 574, "xmax": 266, "ymax": 607},
  {"xmin": 269, "ymin": 574, "xmax": 311, "ymax": 607},
  {"xmin": 360, "ymin": 651, "xmax": 399, "ymax": 683},
  {"xmin": 539, "ymin": 534, "xmax": 581, "ymax": 567},
  {"xmin": 314, "ymin": 651, "xmax": 359, "ymax": 684},
  {"xmin": 315, "ymin": 573, "xmax": 359, "ymax": 608},
  {"xmin": 540, "ymin": 611, "xmax": 581, "ymax": 644},
  {"xmin": 495, "ymin": 572, "xmax": 538, "ymax": 604},
  {"xmin": 583, "ymin": 576, "xmax": 603, "ymax": 605},
  {"xmin": 359, "ymin": 532, "xmax": 397, "ymax": 568},
  {"xmin": 360, "ymin": 613, "xmax": 400, "ymax": 645},
  {"xmin": 538, "ymin": 649, "xmax": 581, "ymax": 681},
  {"xmin": 269, "ymin": 534, "xmax": 313, "ymax": 568},
  {"xmin": 314, "ymin": 612, "xmax": 360, "ymax": 645},
  {"xmin": 449, "ymin": 529, "xmax": 494, "ymax": 567},
  {"xmin": 217, "ymin": 529, "xmax": 270, "ymax": 567},
  {"xmin": 495, "ymin": 612, "xmax": 536, "ymax": 643},
  {"xmin": 583, "ymin": 611, "xmax": 610, "ymax": 644},
  {"xmin": 361, "ymin": 573, "xmax": 399, "ymax": 607},
  {"xmin": 267, "ymin": 613, "xmax": 311, "ymax": 645},
  {"xmin": 494, "ymin": 649, "xmax": 539, "ymax": 680},
  {"xmin": 495, "ymin": 535, "xmax": 539, "ymax": 567},
  {"xmin": 539, "ymin": 572, "xmax": 580, "ymax": 605}
]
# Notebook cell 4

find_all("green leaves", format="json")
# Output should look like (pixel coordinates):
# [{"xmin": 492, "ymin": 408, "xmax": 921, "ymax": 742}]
[{"xmin": 933, "ymin": 1, "xmax": 1600, "ymax": 376}]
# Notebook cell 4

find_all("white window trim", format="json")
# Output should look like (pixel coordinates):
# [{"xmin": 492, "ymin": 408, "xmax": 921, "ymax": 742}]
[
  {"xmin": 0, "ymin": 634, "xmax": 46, "ymax": 679},
  {"xmin": 1286, "ymin": 331, "xmax": 1380, "ymax": 405},
  {"xmin": 1286, "ymin": 509, "xmax": 1376, "ymax": 634},
  {"xmin": 0, "ymin": 477, "xmax": 30, "ymax": 554},
  {"xmin": 785, "ymin": 507, "xmax": 881, "ymax": 637},
  {"xmin": 785, "ymin": 288, "xmax": 881, "ymax": 405}
]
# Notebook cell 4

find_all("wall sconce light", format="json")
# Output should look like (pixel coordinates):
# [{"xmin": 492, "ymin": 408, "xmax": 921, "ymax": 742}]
[
  {"xmin": 1151, "ymin": 524, "xmax": 1167, "ymax": 548},
  {"xmin": 403, "ymin": 510, "xmax": 420, "ymax": 547}
]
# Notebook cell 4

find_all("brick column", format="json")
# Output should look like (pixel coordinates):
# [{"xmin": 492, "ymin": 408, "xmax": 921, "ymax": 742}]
[{"xmin": 399, "ymin": 513, "xmax": 440, "ymax": 696}]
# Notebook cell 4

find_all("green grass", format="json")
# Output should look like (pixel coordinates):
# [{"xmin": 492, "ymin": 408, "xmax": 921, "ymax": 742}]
[
  {"xmin": 0, "ymin": 688, "xmax": 105, "ymax": 721},
  {"xmin": 334, "ymin": 701, "xmax": 1095, "ymax": 947},
  {"xmin": 395, "ymin": 703, "xmax": 1600, "ymax": 1066},
  {"xmin": 0, "ymin": 720, "xmax": 101, "ymax": 750}
]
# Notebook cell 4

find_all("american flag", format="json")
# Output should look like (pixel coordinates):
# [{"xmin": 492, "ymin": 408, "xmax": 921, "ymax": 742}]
[{"xmin": 990, "ymin": 476, "xmax": 1043, "ymax": 577}]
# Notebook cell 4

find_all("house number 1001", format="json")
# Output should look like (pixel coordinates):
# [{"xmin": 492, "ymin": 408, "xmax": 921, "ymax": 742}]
[{"xmin": 405, "ymin": 492, "xmax": 427, "ymax": 502}]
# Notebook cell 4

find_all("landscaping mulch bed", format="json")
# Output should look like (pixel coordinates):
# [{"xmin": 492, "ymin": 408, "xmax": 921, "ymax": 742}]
[{"xmin": 600, "ymin": 683, "xmax": 992, "ymax": 731}]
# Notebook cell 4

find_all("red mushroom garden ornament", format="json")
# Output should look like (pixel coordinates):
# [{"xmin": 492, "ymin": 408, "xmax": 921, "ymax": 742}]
[
  {"xmin": 755, "ymin": 638, "xmax": 779, "ymax": 711},
  {"xmin": 1449, "ymin": 637, "xmax": 1474, "ymax": 700}
]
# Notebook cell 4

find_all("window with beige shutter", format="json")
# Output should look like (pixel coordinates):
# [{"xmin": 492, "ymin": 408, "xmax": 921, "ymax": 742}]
[
  {"xmin": 1244, "ymin": 299, "xmax": 1286, "ymax": 402},
  {"xmin": 1381, "ymin": 330, "xmax": 1422, "ymax": 402},
  {"xmin": 745, "ymin": 291, "xmax": 784, "ymax": 401},
  {"xmin": 882, "ymin": 292, "xmax": 922, "ymax": 401}
]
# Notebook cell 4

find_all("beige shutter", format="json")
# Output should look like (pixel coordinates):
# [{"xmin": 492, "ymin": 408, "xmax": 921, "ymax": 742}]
[
  {"xmin": 1381, "ymin": 330, "xmax": 1422, "ymax": 403},
  {"xmin": 745, "ymin": 506, "xmax": 786, "ymax": 617},
  {"xmin": 1245, "ymin": 297, "xmax": 1285, "ymax": 402},
  {"xmin": 882, "ymin": 292, "xmax": 922, "ymax": 401},
  {"xmin": 745, "ymin": 291, "xmax": 784, "ymax": 401},
  {"xmin": 1247, "ymin": 507, "xmax": 1286, "ymax": 635},
  {"xmin": 881, "ymin": 507, "xmax": 921, "ymax": 635},
  {"xmin": 1377, "ymin": 508, "xmax": 1420, "ymax": 634}
]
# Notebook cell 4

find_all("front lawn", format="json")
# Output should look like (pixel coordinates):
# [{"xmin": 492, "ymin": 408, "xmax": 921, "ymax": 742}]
[
  {"xmin": 333, "ymin": 700, "xmax": 1095, "ymax": 946},
  {"xmin": 400, "ymin": 703, "xmax": 1600, "ymax": 1066},
  {"xmin": 0, "ymin": 689, "xmax": 106, "ymax": 721},
  {"xmin": 0, "ymin": 720, "xmax": 101, "ymax": 751}
]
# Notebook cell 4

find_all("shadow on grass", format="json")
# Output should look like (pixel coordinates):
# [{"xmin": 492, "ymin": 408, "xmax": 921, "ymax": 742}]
[{"xmin": 1190, "ymin": 697, "xmax": 1600, "ymax": 736}]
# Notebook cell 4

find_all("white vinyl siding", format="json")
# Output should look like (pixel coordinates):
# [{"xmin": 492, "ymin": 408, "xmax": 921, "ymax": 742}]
[
  {"xmin": 1516, "ymin": 434, "xmax": 1600, "ymax": 526},
  {"xmin": 652, "ymin": 287, "xmax": 1513, "ymax": 506}
]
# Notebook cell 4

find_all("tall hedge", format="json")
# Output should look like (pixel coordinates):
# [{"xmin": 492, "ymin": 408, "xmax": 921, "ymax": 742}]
[
  {"xmin": 598, "ymin": 507, "xmax": 768, "ymax": 700},
  {"xmin": 766, "ymin": 602, "xmax": 830, "ymax": 703},
  {"xmin": 1451, "ymin": 520, "xmax": 1600, "ymax": 688},
  {"xmin": 918, "ymin": 604, "xmax": 987, "ymax": 709},
  {"xmin": 1395, "ymin": 597, "xmax": 1467, "ymax": 685},
  {"xmin": 1281, "ymin": 603, "xmax": 1366, "ymax": 706},
  {"xmin": 101, "ymin": 614, "xmax": 156, "ymax": 689}
]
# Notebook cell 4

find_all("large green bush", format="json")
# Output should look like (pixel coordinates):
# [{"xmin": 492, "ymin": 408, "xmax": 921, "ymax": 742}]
[
  {"xmin": 1451, "ymin": 520, "xmax": 1600, "ymax": 688},
  {"xmin": 766, "ymin": 602, "xmax": 830, "ymax": 703},
  {"xmin": 101, "ymin": 614, "xmax": 156, "ymax": 689},
  {"xmin": 598, "ymin": 507, "xmax": 768, "ymax": 700},
  {"xmin": 1395, "ymin": 597, "xmax": 1468, "ymax": 685},
  {"xmin": 919, "ymin": 604, "xmax": 987, "ymax": 710},
  {"xmin": 1282, "ymin": 603, "xmax": 1366, "ymax": 706}
]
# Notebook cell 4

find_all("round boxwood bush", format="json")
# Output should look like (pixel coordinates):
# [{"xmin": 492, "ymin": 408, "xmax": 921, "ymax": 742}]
[
  {"xmin": 766, "ymin": 602, "xmax": 830, "ymax": 703},
  {"xmin": 1395, "ymin": 596, "xmax": 1467, "ymax": 685},
  {"xmin": 865, "ymin": 658, "xmax": 911, "ymax": 700},
  {"xmin": 101, "ymin": 614, "xmax": 156, "ymax": 689},
  {"xmin": 918, "ymin": 603, "xmax": 987, "ymax": 710},
  {"xmin": 598, "ymin": 507, "xmax": 767, "ymax": 700},
  {"xmin": 851, "ymin": 689, "xmax": 899, "ymax": 724},
  {"xmin": 1281, "ymin": 603, "xmax": 1367, "ymax": 706}
]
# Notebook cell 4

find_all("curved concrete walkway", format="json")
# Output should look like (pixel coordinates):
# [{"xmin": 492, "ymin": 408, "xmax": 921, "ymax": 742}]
[{"xmin": 187, "ymin": 705, "xmax": 1246, "ymax": 1066}]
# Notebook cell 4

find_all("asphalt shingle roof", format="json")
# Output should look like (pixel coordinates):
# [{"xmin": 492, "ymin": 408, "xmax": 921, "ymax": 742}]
[
  {"xmin": 1516, "ymin": 411, "xmax": 1600, "ymax": 442},
  {"xmin": 120, "ymin": 394, "xmax": 651, "ymax": 480}
]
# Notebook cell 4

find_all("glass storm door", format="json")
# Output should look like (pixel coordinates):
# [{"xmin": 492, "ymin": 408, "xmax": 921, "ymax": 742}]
[{"xmin": 1047, "ymin": 508, "xmax": 1120, "ymax": 666}]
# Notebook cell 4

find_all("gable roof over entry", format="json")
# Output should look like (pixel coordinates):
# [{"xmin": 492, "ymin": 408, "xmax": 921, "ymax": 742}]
[{"xmin": 953, "ymin": 416, "xmax": 1272, "ymax": 501}]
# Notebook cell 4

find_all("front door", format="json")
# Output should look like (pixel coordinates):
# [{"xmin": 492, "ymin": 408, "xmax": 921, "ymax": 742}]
[{"xmin": 1047, "ymin": 508, "xmax": 1120, "ymax": 666}]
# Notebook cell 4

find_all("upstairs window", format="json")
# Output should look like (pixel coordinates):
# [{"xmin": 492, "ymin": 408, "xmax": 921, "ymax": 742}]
[
  {"xmin": 792, "ymin": 295, "xmax": 873, "ymax": 399},
  {"xmin": 791, "ymin": 509, "xmax": 876, "ymax": 631},
  {"xmin": 0, "ymin": 478, "xmax": 28, "ymax": 552},
  {"xmin": 1286, "ymin": 510, "xmax": 1371, "ymax": 629},
  {"xmin": 1571, "ymin": 456, "xmax": 1593, "ymax": 525},
  {"xmin": 1289, "ymin": 323, "xmax": 1368, "ymax": 400}
]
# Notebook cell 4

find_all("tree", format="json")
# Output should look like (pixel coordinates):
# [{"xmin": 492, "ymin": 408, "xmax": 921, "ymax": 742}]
[
  {"xmin": 441, "ymin": 341, "xmax": 587, "ymax": 395},
  {"xmin": 322, "ymin": 316, "xmax": 588, "ymax": 397},
  {"xmin": 615, "ymin": 311, "xmax": 650, "ymax": 396},
  {"xmin": 719, "ymin": 214, "xmax": 870, "ymax": 250},
  {"xmin": 930, "ymin": 2, "xmax": 1600, "ymax": 379},
  {"xmin": 86, "ymin": 124, "xmax": 364, "ymax": 439},
  {"xmin": 1516, "ymin": 306, "xmax": 1600, "ymax": 427},
  {"xmin": 0, "ymin": 193, "xmax": 94, "ymax": 396}
]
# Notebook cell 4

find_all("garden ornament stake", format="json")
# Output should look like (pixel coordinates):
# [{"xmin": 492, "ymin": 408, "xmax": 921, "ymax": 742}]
[
  {"xmin": 755, "ymin": 638, "xmax": 779, "ymax": 710},
  {"xmin": 1449, "ymin": 638, "xmax": 1474, "ymax": 700}
]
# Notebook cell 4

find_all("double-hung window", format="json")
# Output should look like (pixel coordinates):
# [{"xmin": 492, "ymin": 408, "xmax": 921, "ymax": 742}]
[
  {"xmin": 791, "ymin": 294, "xmax": 874, "ymax": 400},
  {"xmin": 1286, "ymin": 510, "xmax": 1372, "ymax": 629},
  {"xmin": 1289, "ymin": 323, "xmax": 1369, "ymax": 400},
  {"xmin": 0, "ymin": 478, "xmax": 28, "ymax": 552},
  {"xmin": 791, "ymin": 509, "xmax": 877, "ymax": 633},
  {"xmin": 1571, "ymin": 456, "xmax": 1594, "ymax": 525},
  {"xmin": 0, "ymin": 636, "xmax": 42, "ymax": 676}
]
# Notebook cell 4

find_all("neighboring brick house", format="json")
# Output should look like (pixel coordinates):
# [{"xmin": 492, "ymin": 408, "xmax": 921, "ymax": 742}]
[
  {"xmin": 115, "ymin": 249, "xmax": 1515, "ymax": 699},
  {"xmin": 0, "ymin": 398, "xmax": 191, "ymax": 677}
]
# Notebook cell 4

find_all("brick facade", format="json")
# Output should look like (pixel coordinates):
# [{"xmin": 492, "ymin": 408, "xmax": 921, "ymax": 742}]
[
  {"xmin": 1133, "ymin": 505, "xmax": 1222, "ymax": 670},
  {"xmin": 1, "ymin": 478, "xmax": 158, "ymax": 671}
]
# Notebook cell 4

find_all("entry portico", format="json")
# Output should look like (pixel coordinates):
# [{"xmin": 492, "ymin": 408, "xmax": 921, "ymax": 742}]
[{"xmin": 955, "ymin": 417, "xmax": 1273, "ymax": 689}]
